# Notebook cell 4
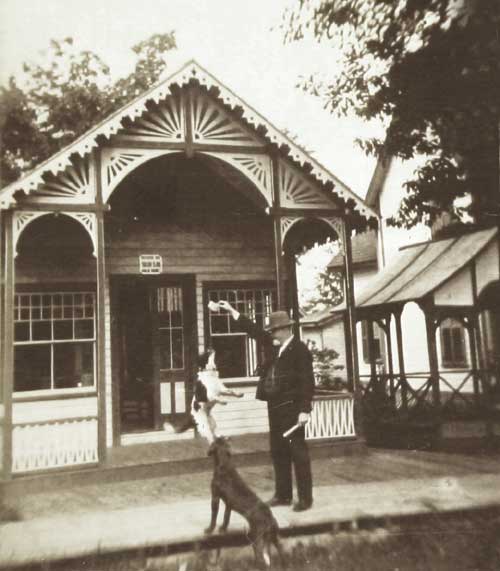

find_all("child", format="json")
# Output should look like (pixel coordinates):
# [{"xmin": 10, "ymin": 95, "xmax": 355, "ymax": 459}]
[{"xmin": 175, "ymin": 349, "xmax": 244, "ymax": 442}]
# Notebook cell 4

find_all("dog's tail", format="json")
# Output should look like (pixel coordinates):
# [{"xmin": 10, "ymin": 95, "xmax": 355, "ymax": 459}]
[{"xmin": 173, "ymin": 415, "xmax": 196, "ymax": 434}]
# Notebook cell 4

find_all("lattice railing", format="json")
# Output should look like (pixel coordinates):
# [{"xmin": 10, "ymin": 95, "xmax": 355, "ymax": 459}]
[
  {"xmin": 360, "ymin": 369, "xmax": 494, "ymax": 422},
  {"xmin": 306, "ymin": 394, "xmax": 356, "ymax": 440},
  {"xmin": 12, "ymin": 417, "xmax": 99, "ymax": 473}
]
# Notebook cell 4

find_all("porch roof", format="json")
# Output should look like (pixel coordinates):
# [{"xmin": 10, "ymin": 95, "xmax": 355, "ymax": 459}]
[
  {"xmin": 333, "ymin": 226, "xmax": 498, "ymax": 314},
  {"xmin": 0, "ymin": 60, "xmax": 378, "ymax": 223}
]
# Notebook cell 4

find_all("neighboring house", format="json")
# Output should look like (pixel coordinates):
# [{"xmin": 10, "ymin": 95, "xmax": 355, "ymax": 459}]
[
  {"xmin": 302, "ymin": 231, "xmax": 379, "ymax": 381},
  {"xmin": 304, "ymin": 154, "xmax": 500, "ymax": 444},
  {"xmin": 0, "ymin": 61, "xmax": 378, "ymax": 478}
]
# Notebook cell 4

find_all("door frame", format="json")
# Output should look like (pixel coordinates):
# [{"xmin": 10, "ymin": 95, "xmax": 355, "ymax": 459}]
[{"xmin": 110, "ymin": 274, "xmax": 197, "ymax": 440}]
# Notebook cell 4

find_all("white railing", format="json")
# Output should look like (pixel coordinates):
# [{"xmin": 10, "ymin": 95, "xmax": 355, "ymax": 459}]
[
  {"xmin": 306, "ymin": 394, "xmax": 356, "ymax": 440},
  {"xmin": 12, "ymin": 417, "xmax": 98, "ymax": 473}
]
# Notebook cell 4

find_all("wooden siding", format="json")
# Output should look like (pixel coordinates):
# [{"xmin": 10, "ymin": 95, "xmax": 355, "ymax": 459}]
[{"xmin": 211, "ymin": 383, "xmax": 268, "ymax": 436}]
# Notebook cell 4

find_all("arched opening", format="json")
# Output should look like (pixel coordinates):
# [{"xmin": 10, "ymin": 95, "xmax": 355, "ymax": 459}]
[
  {"xmin": 106, "ymin": 153, "xmax": 269, "ymax": 237},
  {"xmin": 14, "ymin": 214, "xmax": 96, "ymax": 394},
  {"xmin": 104, "ymin": 153, "xmax": 276, "ymax": 435}
]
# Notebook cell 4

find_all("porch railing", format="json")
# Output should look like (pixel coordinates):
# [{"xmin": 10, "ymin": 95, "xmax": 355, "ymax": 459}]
[
  {"xmin": 360, "ymin": 368, "xmax": 499, "ymax": 423},
  {"xmin": 306, "ymin": 393, "xmax": 356, "ymax": 440}
]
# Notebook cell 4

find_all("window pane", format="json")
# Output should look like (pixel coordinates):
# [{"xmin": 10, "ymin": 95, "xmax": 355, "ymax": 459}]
[
  {"xmin": 159, "ymin": 329, "xmax": 172, "ymax": 370},
  {"xmin": 171, "ymin": 329, "xmax": 184, "ymax": 369},
  {"xmin": 54, "ymin": 320, "xmax": 73, "ymax": 340},
  {"xmin": 75, "ymin": 319, "xmax": 94, "ymax": 339},
  {"xmin": 211, "ymin": 314, "xmax": 229, "ymax": 334},
  {"xmin": 14, "ymin": 345, "xmax": 51, "ymax": 391},
  {"xmin": 54, "ymin": 343, "xmax": 94, "ymax": 389},
  {"xmin": 63, "ymin": 305, "xmax": 74, "ymax": 319},
  {"xmin": 15, "ymin": 322, "xmax": 30, "ymax": 342},
  {"xmin": 170, "ymin": 309, "xmax": 182, "ymax": 328},
  {"xmin": 452, "ymin": 328, "xmax": 465, "ymax": 363},
  {"xmin": 33, "ymin": 320, "xmax": 51, "ymax": 341},
  {"xmin": 442, "ymin": 329, "xmax": 453, "ymax": 362},
  {"xmin": 212, "ymin": 336, "xmax": 246, "ymax": 378}
]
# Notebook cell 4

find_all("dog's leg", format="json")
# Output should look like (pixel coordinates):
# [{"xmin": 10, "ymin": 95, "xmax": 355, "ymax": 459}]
[
  {"xmin": 219, "ymin": 500, "xmax": 231, "ymax": 532},
  {"xmin": 205, "ymin": 488, "xmax": 220, "ymax": 534},
  {"xmin": 251, "ymin": 534, "xmax": 270, "ymax": 570},
  {"xmin": 220, "ymin": 389, "xmax": 244, "ymax": 398},
  {"xmin": 272, "ymin": 529, "xmax": 286, "ymax": 568}
]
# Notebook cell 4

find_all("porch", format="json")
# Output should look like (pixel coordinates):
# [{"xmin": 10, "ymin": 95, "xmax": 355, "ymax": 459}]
[{"xmin": 342, "ymin": 227, "xmax": 500, "ymax": 448}]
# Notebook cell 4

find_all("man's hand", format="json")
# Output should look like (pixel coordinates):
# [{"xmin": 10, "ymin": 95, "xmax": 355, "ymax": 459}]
[
  {"xmin": 217, "ymin": 300, "xmax": 240, "ymax": 321},
  {"xmin": 217, "ymin": 300, "xmax": 233, "ymax": 312},
  {"xmin": 297, "ymin": 412, "xmax": 311, "ymax": 427}
]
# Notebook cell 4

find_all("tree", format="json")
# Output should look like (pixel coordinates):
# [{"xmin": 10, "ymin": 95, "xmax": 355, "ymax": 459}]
[
  {"xmin": 301, "ymin": 267, "xmax": 344, "ymax": 314},
  {"xmin": 283, "ymin": 1, "xmax": 500, "ymax": 228},
  {"xmin": 0, "ymin": 33, "xmax": 176, "ymax": 185}
]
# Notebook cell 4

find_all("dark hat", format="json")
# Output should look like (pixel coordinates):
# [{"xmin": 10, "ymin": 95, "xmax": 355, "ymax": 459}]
[{"xmin": 265, "ymin": 310, "xmax": 295, "ymax": 332}]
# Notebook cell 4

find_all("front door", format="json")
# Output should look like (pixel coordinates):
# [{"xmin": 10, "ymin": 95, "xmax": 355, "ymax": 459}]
[
  {"xmin": 116, "ymin": 276, "xmax": 196, "ymax": 434},
  {"xmin": 150, "ymin": 280, "xmax": 195, "ymax": 428}
]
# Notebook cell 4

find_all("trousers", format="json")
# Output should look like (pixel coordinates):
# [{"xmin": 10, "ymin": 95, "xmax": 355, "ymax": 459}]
[{"xmin": 267, "ymin": 400, "xmax": 313, "ymax": 503}]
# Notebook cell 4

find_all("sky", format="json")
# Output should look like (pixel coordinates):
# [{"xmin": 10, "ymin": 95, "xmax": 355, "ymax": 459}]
[{"xmin": 0, "ymin": 0, "xmax": 379, "ymax": 198}]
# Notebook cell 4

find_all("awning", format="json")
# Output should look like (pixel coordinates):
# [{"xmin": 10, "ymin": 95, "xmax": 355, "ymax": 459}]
[{"xmin": 334, "ymin": 226, "xmax": 498, "ymax": 314}]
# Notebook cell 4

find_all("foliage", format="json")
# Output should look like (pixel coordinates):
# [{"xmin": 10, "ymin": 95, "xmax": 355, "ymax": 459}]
[
  {"xmin": 0, "ymin": 33, "xmax": 176, "ymax": 185},
  {"xmin": 307, "ymin": 340, "xmax": 346, "ymax": 390},
  {"xmin": 301, "ymin": 267, "xmax": 344, "ymax": 313},
  {"xmin": 282, "ymin": 1, "xmax": 500, "ymax": 228}
]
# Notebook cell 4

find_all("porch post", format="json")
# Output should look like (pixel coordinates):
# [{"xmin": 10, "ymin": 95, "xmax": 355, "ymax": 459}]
[
  {"xmin": 341, "ymin": 218, "xmax": 362, "ymax": 433},
  {"xmin": 423, "ymin": 304, "xmax": 441, "ymax": 407},
  {"xmin": 384, "ymin": 314, "xmax": 396, "ymax": 403},
  {"xmin": 367, "ymin": 319, "xmax": 377, "ymax": 382},
  {"xmin": 271, "ymin": 155, "xmax": 287, "ymax": 311},
  {"xmin": 394, "ymin": 306, "xmax": 408, "ymax": 411},
  {"xmin": 286, "ymin": 249, "xmax": 300, "ymax": 336},
  {"xmin": 93, "ymin": 150, "xmax": 108, "ymax": 462},
  {"xmin": 467, "ymin": 314, "xmax": 481, "ymax": 406},
  {"xmin": 1, "ymin": 211, "xmax": 14, "ymax": 478}
]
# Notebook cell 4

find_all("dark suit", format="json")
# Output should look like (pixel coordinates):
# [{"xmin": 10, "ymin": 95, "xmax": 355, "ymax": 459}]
[{"xmin": 237, "ymin": 315, "xmax": 315, "ymax": 503}]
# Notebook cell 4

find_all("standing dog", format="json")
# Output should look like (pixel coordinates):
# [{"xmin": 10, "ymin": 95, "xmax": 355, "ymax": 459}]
[
  {"xmin": 206, "ymin": 437, "xmax": 285, "ymax": 568},
  {"xmin": 175, "ymin": 350, "xmax": 243, "ymax": 442}
]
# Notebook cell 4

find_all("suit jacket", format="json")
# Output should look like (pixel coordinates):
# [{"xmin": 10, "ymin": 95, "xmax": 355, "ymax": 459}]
[{"xmin": 237, "ymin": 315, "xmax": 315, "ymax": 413}]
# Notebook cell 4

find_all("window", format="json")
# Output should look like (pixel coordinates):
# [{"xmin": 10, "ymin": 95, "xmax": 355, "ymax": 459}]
[
  {"xmin": 440, "ymin": 318, "xmax": 468, "ymax": 368},
  {"xmin": 361, "ymin": 320, "xmax": 382, "ymax": 364},
  {"xmin": 14, "ymin": 292, "xmax": 96, "ymax": 393},
  {"xmin": 151, "ymin": 286, "xmax": 185, "ymax": 371},
  {"xmin": 206, "ymin": 286, "xmax": 276, "ymax": 378}
]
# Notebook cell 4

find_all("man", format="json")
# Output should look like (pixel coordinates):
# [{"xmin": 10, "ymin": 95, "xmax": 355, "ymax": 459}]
[{"xmin": 214, "ymin": 300, "xmax": 314, "ymax": 512}]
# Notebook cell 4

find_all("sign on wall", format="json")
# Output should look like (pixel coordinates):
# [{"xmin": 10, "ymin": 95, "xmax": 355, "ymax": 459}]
[{"xmin": 139, "ymin": 254, "xmax": 163, "ymax": 275}]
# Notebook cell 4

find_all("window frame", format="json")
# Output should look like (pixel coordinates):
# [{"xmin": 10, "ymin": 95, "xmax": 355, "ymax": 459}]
[
  {"xmin": 439, "ymin": 317, "xmax": 468, "ymax": 369},
  {"xmin": 203, "ymin": 281, "xmax": 277, "ymax": 379},
  {"xmin": 361, "ymin": 320, "xmax": 382, "ymax": 365},
  {"xmin": 13, "ymin": 284, "xmax": 97, "ymax": 399}
]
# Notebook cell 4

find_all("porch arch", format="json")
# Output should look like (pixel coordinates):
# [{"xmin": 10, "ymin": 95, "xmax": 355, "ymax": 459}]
[
  {"xmin": 281, "ymin": 215, "xmax": 344, "ymax": 254},
  {"xmin": 13, "ymin": 211, "xmax": 97, "ymax": 257},
  {"xmin": 101, "ymin": 147, "xmax": 272, "ymax": 208}
]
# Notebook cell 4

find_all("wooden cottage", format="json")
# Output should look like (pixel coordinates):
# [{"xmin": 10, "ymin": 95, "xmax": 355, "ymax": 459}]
[{"xmin": 0, "ymin": 61, "xmax": 377, "ymax": 477}]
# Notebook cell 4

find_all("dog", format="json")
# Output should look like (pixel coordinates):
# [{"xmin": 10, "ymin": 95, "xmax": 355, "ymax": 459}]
[
  {"xmin": 175, "ymin": 350, "xmax": 243, "ymax": 442},
  {"xmin": 206, "ymin": 436, "xmax": 285, "ymax": 569}
]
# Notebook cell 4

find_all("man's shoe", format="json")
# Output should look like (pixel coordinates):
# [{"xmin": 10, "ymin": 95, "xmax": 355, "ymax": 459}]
[
  {"xmin": 292, "ymin": 499, "xmax": 313, "ymax": 512},
  {"xmin": 266, "ymin": 496, "xmax": 292, "ymax": 507}
]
